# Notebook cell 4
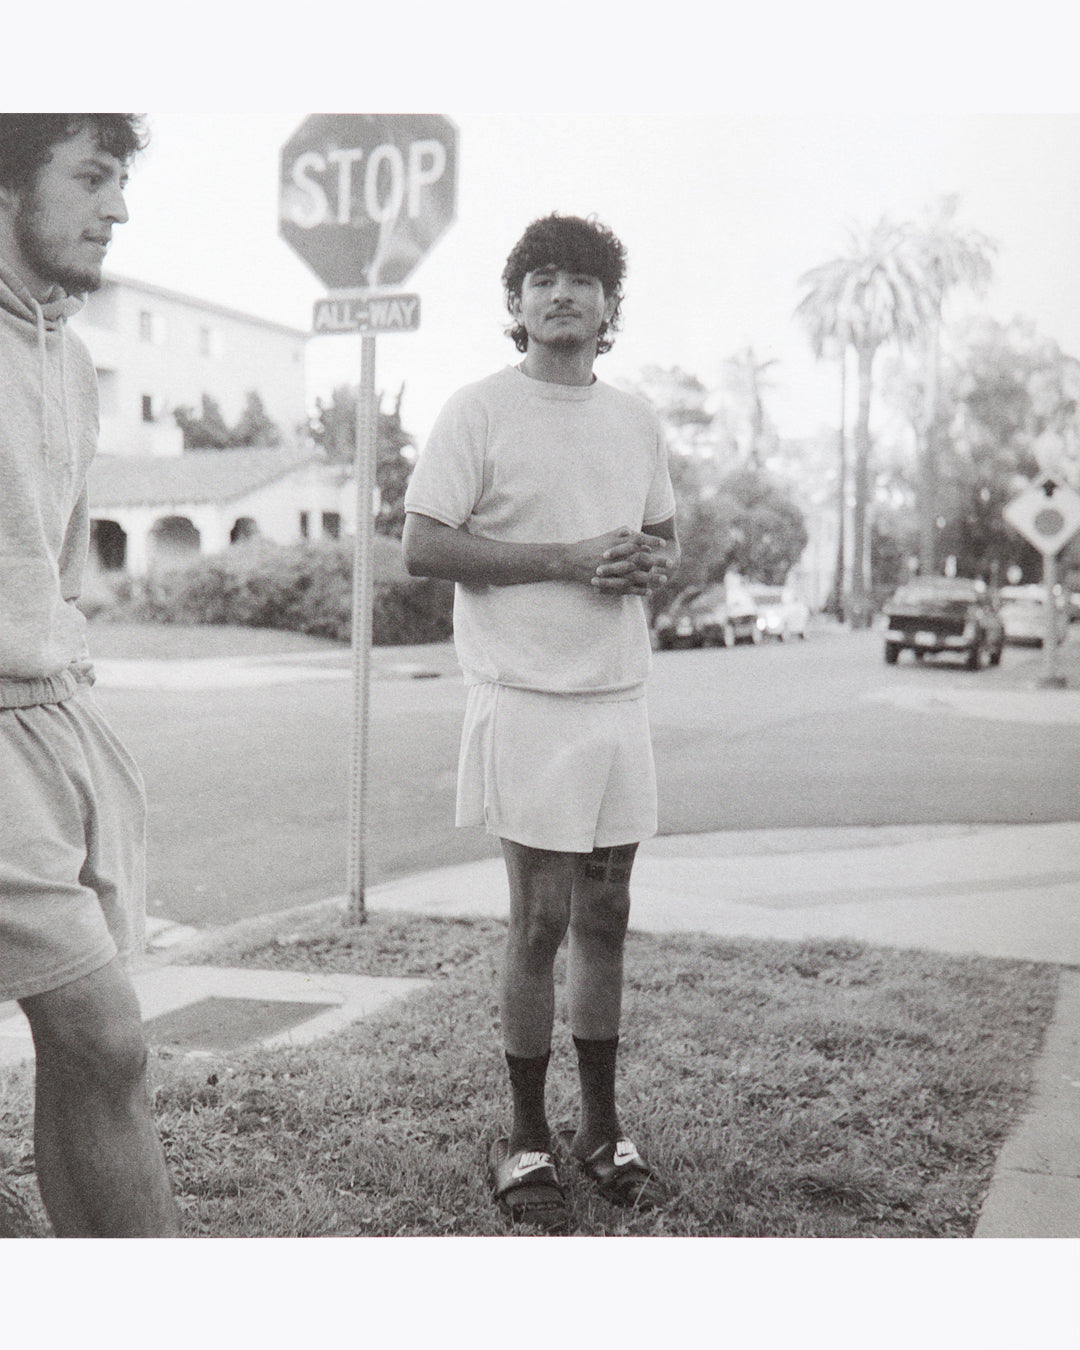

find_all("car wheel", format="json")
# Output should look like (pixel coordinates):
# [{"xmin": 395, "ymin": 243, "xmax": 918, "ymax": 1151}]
[
  {"xmin": 966, "ymin": 643, "xmax": 982, "ymax": 671},
  {"xmin": 884, "ymin": 642, "xmax": 900, "ymax": 665},
  {"xmin": 988, "ymin": 646, "xmax": 1003, "ymax": 667}
]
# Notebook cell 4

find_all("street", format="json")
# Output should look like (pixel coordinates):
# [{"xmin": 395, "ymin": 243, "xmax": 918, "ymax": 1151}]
[{"xmin": 92, "ymin": 623, "xmax": 1080, "ymax": 929}]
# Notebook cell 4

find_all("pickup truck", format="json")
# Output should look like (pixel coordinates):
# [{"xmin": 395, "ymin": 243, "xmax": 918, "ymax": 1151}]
[{"xmin": 883, "ymin": 578, "xmax": 1005, "ymax": 670}]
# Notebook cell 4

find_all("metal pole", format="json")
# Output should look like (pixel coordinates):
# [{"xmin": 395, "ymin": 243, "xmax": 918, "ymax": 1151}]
[
  {"xmin": 346, "ymin": 334, "xmax": 378, "ymax": 922},
  {"xmin": 833, "ymin": 351, "xmax": 847, "ymax": 622},
  {"xmin": 1039, "ymin": 549, "xmax": 1066, "ymax": 689}
]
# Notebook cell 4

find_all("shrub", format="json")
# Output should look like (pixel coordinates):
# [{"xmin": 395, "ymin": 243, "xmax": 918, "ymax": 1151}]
[{"xmin": 100, "ymin": 540, "xmax": 454, "ymax": 647}]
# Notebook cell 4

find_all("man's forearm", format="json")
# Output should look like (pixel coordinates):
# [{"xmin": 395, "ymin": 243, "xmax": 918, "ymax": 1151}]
[
  {"xmin": 403, "ymin": 513, "xmax": 669, "ymax": 592},
  {"xmin": 403, "ymin": 516, "xmax": 566, "ymax": 587}
]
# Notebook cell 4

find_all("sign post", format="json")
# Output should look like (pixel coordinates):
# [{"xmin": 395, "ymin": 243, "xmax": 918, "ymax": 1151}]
[
  {"xmin": 1003, "ymin": 473, "xmax": 1080, "ymax": 688},
  {"xmin": 279, "ymin": 114, "xmax": 458, "ymax": 921}
]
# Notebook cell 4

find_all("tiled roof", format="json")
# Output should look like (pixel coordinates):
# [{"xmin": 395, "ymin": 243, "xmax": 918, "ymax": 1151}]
[{"xmin": 88, "ymin": 447, "xmax": 323, "ymax": 509}]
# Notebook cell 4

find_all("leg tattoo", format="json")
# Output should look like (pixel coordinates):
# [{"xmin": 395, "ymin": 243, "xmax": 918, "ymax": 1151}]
[{"xmin": 580, "ymin": 845, "xmax": 636, "ymax": 885}]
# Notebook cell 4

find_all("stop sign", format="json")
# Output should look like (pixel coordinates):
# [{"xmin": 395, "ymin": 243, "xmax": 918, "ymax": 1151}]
[{"xmin": 279, "ymin": 114, "xmax": 458, "ymax": 290}]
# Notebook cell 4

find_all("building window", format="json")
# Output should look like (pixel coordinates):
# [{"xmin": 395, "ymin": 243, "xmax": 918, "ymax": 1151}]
[
  {"xmin": 199, "ymin": 324, "xmax": 224, "ymax": 358},
  {"xmin": 322, "ymin": 512, "xmax": 341, "ymax": 540},
  {"xmin": 139, "ymin": 310, "xmax": 167, "ymax": 344},
  {"xmin": 141, "ymin": 394, "xmax": 155, "ymax": 423}
]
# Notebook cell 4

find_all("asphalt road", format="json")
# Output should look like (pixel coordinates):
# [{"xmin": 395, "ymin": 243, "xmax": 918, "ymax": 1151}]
[{"xmin": 92, "ymin": 622, "xmax": 1080, "ymax": 928}]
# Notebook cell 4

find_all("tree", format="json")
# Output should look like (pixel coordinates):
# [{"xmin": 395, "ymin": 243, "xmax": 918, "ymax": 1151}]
[
  {"xmin": 720, "ymin": 345, "xmax": 779, "ymax": 468},
  {"xmin": 174, "ymin": 394, "xmax": 231, "ymax": 449},
  {"xmin": 173, "ymin": 391, "xmax": 283, "ymax": 450},
  {"xmin": 230, "ymin": 390, "xmax": 282, "ymax": 448},
  {"xmin": 308, "ymin": 384, "xmax": 416, "ymax": 538},
  {"xmin": 907, "ymin": 197, "xmax": 995, "ymax": 573},
  {"xmin": 795, "ymin": 217, "xmax": 936, "ymax": 623},
  {"xmin": 631, "ymin": 366, "xmax": 808, "ymax": 611},
  {"xmin": 654, "ymin": 455, "xmax": 808, "ymax": 611},
  {"xmin": 717, "ymin": 466, "xmax": 809, "ymax": 582},
  {"xmin": 931, "ymin": 316, "xmax": 1078, "ymax": 579},
  {"xmin": 629, "ymin": 365, "xmax": 736, "ymax": 462}
]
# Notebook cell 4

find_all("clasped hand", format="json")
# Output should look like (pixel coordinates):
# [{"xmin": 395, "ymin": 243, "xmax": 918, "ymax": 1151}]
[{"xmin": 588, "ymin": 526, "xmax": 669, "ymax": 596}]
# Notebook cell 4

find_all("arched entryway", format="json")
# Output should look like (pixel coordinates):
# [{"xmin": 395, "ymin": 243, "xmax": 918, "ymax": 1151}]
[
  {"xmin": 90, "ymin": 518, "xmax": 127, "ymax": 571},
  {"xmin": 230, "ymin": 516, "xmax": 259, "ymax": 544},
  {"xmin": 149, "ymin": 515, "xmax": 201, "ymax": 567}
]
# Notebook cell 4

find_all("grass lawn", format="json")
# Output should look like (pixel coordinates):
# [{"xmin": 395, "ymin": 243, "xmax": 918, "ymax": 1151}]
[{"xmin": 0, "ymin": 911, "xmax": 1058, "ymax": 1239}]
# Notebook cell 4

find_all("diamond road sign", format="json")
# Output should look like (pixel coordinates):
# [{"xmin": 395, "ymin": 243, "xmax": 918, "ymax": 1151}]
[
  {"xmin": 279, "ymin": 114, "xmax": 458, "ymax": 290},
  {"xmin": 1003, "ymin": 474, "xmax": 1080, "ymax": 555},
  {"xmin": 313, "ymin": 292, "xmax": 420, "ymax": 335}
]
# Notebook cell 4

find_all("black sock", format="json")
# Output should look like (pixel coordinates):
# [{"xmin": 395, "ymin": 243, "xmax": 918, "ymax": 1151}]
[
  {"xmin": 505, "ymin": 1050, "xmax": 551, "ymax": 1152},
  {"xmin": 572, "ymin": 1035, "xmax": 620, "ymax": 1145}
]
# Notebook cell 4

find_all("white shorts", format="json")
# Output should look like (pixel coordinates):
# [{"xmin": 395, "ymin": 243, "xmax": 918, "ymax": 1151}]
[{"xmin": 456, "ymin": 682, "xmax": 657, "ymax": 853}]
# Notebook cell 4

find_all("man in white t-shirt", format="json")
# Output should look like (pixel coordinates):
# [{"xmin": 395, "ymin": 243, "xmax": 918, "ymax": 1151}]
[{"xmin": 403, "ymin": 214, "xmax": 679, "ymax": 1231}]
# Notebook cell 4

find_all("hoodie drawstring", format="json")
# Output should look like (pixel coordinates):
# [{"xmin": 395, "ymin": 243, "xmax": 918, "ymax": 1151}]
[
  {"xmin": 33, "ymin": 298, "xmax": 48, "ymax": 453},
  {"xmin": 59, "ymin": 324, "xmax": 74, "ymax": 460},
  {"xmin": 30, "ymin": 295, "xmax": 76, "ymax": 462}
]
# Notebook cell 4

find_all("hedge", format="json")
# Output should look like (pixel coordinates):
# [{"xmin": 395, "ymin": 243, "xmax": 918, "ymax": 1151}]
[{"xmin": 97, "ymin": 539, "xmax": 454, "ymax": 646}]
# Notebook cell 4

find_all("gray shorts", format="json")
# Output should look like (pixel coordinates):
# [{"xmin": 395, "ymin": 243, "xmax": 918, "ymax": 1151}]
[
  {"xmin": 0, "ymin": 688, "xmax": 146, "ymax": 1002},
  {"xmin": 456, "ymin": 682, "xmax": 657, "ymax": 853}
]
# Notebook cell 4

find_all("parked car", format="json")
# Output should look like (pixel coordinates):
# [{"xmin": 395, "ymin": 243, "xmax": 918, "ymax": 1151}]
[
  {"xmin": 883, "ymin": 577, "xmax": 1004, "ymax": 670},
  {"xmin": 693, "ymin": 581, "xmax": 760, "ymax": 647},
  {"xmin": 997, "ymin": 584, "xmax": 1066, "ymax": 646},
  {"xmin": 654, "ymin": 582, "xmax": 759, "ymax": 649},
  {"xmin": 653, "ymin": 587, "xmax": 703, "ymax": 649},
  {"xmin": 748, "ymin": 584, "xmax": 810, "ymax": 641}
]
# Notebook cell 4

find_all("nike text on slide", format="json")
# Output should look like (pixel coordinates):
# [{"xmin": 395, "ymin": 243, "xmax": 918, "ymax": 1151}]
[{"xmin": 510, "ymin": 1151, "xmax": 554, "ymax": 1179}]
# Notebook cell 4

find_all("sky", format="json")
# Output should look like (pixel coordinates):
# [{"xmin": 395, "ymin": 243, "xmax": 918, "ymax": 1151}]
[{"xmin": 99, "ymin": 111, "xmax": 1080, "ymax": 450}]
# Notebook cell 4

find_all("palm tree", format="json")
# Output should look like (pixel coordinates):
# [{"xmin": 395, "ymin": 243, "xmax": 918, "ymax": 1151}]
[
  {"xmin": 795, "ymin": 218, "xmax": 935, "ymax": 623},
  {"xmin": 721, "ymin": 346, "xmax": 779, "ymax": 469},
  {"xmin": 909, "ymin": 197, "xmax": 996, "ymax": 574}
]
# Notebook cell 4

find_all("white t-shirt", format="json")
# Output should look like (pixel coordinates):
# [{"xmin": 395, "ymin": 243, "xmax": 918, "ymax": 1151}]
[{"xmin": 404, "ymin": 365, "xmax": 676, "ymax": 694}]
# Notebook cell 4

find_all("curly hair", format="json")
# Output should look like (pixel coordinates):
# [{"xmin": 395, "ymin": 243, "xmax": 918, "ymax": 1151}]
[
  {"xmin": 502, "ymin": 213, "xmax": 627, "ymax": 355},
  {"xmin": 0, "ymin": 114, "xmax": 148, "ymax": 192}
]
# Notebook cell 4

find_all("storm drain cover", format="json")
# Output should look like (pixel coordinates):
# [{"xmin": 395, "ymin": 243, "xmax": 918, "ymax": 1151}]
[{"xmin": 144, "ymin": 996, "xmax": 337, "ymax": 1052}]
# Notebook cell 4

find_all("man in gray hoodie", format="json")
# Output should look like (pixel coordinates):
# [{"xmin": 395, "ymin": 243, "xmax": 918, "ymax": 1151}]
[{"xmin": 0, "ymin": 115, "xmax": 179, "ymax": 1236}]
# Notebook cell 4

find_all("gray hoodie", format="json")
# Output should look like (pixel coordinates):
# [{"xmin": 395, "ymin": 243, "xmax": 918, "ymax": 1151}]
[{"xmin": 0, "ymin": 257, "xmax": 99, "ymax": 707}]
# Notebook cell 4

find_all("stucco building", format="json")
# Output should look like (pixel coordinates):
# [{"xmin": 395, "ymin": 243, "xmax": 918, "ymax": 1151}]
[
  {"xmin": 70, "ymin": 272, "xmax": 310, "ymax": 459},
  {"xmin": 67, "ymin": 274, "xmax": 358, "ymax": 579}
]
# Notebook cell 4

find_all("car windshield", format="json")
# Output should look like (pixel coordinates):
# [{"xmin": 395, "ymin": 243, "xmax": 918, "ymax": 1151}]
[
  {"xmin": 690, "ymin": 584, "xmax": 727, "ymax": 610},
  {"xmin": 999, "ymin": 588, "xmax": 1045, "ymax": 605},
  {"xmin": 893, "ymin": 581, "xmax": 980, "ymax": 605}
]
